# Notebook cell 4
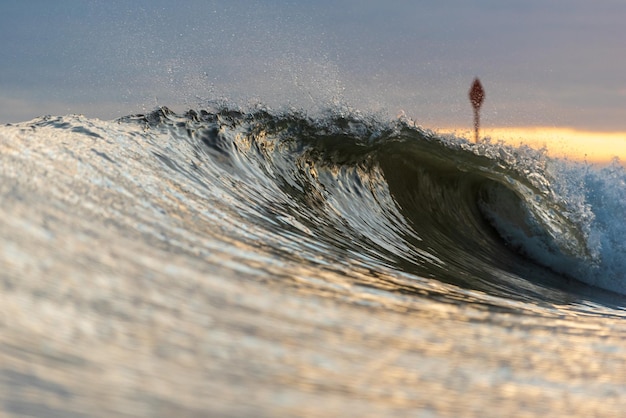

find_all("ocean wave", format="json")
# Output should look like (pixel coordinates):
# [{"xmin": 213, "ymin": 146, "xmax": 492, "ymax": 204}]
[
  {"xmin": 3, "ymin": 106, "xmax": 626, "ymax": 302},
  {"xmin": 117, "ymin": 106, "xmax": 625, "ymax": 298}
]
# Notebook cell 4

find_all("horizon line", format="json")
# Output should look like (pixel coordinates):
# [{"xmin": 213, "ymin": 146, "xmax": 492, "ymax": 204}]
[{"xmin": 436, "ymin": 126, "xmax": 626, "ymax": 164}]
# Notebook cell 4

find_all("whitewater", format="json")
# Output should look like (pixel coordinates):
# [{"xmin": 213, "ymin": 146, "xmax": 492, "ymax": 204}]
[{"xmin": 1, "ymin": 105, "xmax": 626, "ymax": 417}]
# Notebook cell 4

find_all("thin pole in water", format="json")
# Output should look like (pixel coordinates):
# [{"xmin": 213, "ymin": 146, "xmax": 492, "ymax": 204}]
[{"xmin": 469, "ymin": 78, "xmax": 485, "ymax": 143}]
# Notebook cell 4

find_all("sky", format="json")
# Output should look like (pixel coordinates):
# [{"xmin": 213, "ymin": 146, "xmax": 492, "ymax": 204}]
[{"xmin": 2, "ymin": 0, "xmax": 626, "ymax": 135}]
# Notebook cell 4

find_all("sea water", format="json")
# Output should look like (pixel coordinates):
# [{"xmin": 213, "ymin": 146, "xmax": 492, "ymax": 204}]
[{"xmin": 1, "ymin": 107, "xmax": 625, "ymax": 417}]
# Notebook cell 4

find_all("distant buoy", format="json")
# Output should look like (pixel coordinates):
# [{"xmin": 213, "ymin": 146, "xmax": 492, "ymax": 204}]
[{"xmin": 469, "ymin": 78, "xmax": 485, "ymax": 143}]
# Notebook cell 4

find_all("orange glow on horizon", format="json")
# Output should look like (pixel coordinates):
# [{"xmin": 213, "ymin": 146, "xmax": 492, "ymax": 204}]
[{"xmin": 438, "ymin": 127, "xmax": 626, "ymax": 164}]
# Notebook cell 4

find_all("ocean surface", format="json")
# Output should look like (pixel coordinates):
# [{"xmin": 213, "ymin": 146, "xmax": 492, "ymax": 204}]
[{"xmin": 1, "ymin": 106, "xmax": 626, "ymax": 417}]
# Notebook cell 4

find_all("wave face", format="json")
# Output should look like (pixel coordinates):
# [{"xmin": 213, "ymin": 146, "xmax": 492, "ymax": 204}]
[
  {"xmin": 2, "ymin": 106, "xmax": 626, "ymax": 416},
  {"xmin": 120, "ymin": 106, "xmax": 625, "ymax": 298},
  {"xmin": 4, "ymin": 106, "xmax": 626, "ymax": 300}
]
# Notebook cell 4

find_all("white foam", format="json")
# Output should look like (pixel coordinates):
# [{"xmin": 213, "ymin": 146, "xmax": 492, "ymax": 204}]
[{"xmin": 487, "ymin": 155, "xmax": 626, "ymax": 296}]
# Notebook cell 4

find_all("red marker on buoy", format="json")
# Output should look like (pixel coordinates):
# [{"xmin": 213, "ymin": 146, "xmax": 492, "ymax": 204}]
[{"xmin": 469, "ymin": 78, "xmax": 484, "ymax": 143}]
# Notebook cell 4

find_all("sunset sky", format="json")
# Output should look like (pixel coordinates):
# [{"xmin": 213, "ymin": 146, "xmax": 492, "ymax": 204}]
[{"xmin": 2, "ymin": 1, "xmax": 625, "ymax": 161}]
